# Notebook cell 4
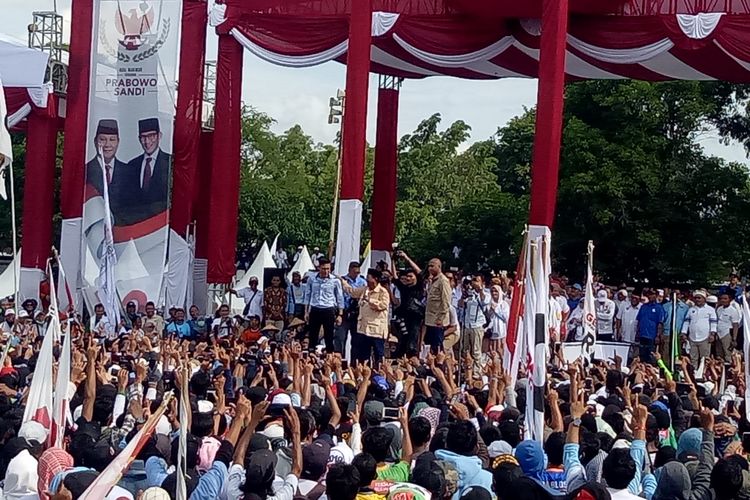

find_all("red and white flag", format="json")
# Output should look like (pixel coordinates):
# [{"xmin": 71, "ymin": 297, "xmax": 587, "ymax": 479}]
[{"xmin": 506, "ymin": 235, "xmax": 527, "ymax": 387}]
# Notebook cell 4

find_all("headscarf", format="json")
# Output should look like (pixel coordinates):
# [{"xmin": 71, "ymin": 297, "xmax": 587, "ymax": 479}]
[
  {"xmin": 491, "ymin": 285, "xmax": 504, "ymax": 305},
  {"xmin": 37, "ymin": 448, "xmax": 74, "ymax": 500}
]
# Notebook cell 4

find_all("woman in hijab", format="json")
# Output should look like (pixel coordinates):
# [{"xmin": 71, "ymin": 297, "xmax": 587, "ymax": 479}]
[
  {"xmin": 37, "ymin": 448, "xmax": 74, "ymax": 500},
  {"xmin": 484, "ymin": 285, "xmax": 509, "ymax": 355}
]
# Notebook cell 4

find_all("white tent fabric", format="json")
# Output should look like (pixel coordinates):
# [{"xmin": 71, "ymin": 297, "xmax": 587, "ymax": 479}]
[
  {"xmin": 287, "ymin": 246, "xmax": 315, "ymax": 282},
  {"xmin": 0, "ymin": 251, "xmax": 20, "ymax": 299},
  {"xmin": 0, "ymin": 34, "xmax": 49, "ymax": 87},
  {"xmin": 269, "ymin": 233, "xmax": 280, "ymax": 257}
]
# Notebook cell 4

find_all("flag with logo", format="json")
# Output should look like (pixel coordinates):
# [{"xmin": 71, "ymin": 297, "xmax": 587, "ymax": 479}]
[
  {"xmin": 523, "ymin": 226, "xmax": 551, "ymax": 442},
  {"xmin": 581, "ymin": 241, "xmax": 597, "ymax": 360},
  {"xmin": 96, "ymin": 147, "xmax": 121, "ymax": 335}
]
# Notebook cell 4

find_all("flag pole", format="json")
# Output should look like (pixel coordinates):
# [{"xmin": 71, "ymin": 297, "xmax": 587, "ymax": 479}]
[{"xmin": 9, "ymin": 161, "xmax": 18, "ymax": 306}]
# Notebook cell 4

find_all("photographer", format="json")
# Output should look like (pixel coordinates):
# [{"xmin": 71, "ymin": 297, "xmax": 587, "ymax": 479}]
[{"xmin": 391, "ymin": 250, "xmax": 424, "ymax": 358}]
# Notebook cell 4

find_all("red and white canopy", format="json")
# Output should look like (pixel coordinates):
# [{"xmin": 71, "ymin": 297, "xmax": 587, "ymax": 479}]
[
  {"xmin": 212, "ymin": 1, "xmax": 750, "ymax": 82},
  {"xmin": 0, "ymin": 34, "xmax": 51, "ymax": 127}
]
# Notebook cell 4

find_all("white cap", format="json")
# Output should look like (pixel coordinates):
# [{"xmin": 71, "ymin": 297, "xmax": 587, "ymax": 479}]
[
  {"xmin": 271, "ymin": 393, "xmax": 292, "ymax": 406},
  {"xmin": 19, "ymin": 421, "xmax": 48, "ymax": 443},
  {"xmin": 618, "ymin": 289, "xmax": 628, "ymax": 298},
  {"xmin": 197, "ymin": 400, "xmax": 214, "ymax": 413},
  {"xmin": 694, "ymin": 290, "xmax": 707, "ymax": 298},
  {"xmin": 707, "ymin": 295, "xmax": 718, "ymax": 304},
  {"xmin": 17, "ymin": 310, "xmax": 28, "ymax": 319},
  {"xmin": 596, "ymin": 290, "xmax": 608, "ymax": 302},
  {"xmin": 4, "ymin": 309, "xmax": 15, "ymax": 316}
]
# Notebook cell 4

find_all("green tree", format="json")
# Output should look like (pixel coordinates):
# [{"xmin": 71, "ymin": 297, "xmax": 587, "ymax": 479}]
[{"xmin": 491, "ymin": 81, "xmax": 750, "ymax": 284}]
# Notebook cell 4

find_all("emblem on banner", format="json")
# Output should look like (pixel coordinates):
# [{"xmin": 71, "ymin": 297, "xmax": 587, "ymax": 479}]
[{"xmin": 100, "ymin": 1, "xmax": 171, "ymax": 63}]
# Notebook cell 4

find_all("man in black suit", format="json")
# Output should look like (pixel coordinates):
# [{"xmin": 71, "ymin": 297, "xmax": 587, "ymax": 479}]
[
  {"xmin": 85, "ymin": 119, "xmax": 129, "ymax": 219},
  {"xmin": 121, "ymin": 117, "xmax": 171, "ymax": 225}
]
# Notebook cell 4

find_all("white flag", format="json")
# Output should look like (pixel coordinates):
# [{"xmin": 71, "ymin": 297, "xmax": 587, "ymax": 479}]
[
  {"xmin": 0, "ymin": 78, "xmax": 13, "ymax": 200},
  {"xmin": 742, "ymin": 295, "xmax": 750, "ymax": 421},
  {"xmin": 582, "ymin": 241, "xmax": 597, "ymax": 359},
  {"xmin": 95, "ymin": 149, "xmax": 120, "ymax": 335},
  {"xmin": 23, "ymin": 310, "xmax": 58, "ymax": 427},
  {"xmin": 50, "ymin": 260, "xmax": 71, "ymax": 448},
  {"xmin": 80, "ymin": 395, "xmax": 172, "ymax": 500}
]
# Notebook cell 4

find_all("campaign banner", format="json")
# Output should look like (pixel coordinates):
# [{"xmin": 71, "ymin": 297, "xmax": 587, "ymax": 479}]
[
  {"xmin": 81, "ymin": 0, "xmax": 181, "ymax": 312},
  {"xmin": 562, "ymin": 341, "xmax": 632, "ymax": 364}
]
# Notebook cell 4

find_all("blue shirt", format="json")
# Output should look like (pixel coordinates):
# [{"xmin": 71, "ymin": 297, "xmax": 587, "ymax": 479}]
[
  {"xmin": 462, "ymin": 291, "xmax": 490, "ymax": 329},
  {"xmin": 636, "ymin": 301, "xmax": 666, "ymax": 340},
  {"xmin": 342, "ymin": 274, "xmax": 367, "ymax": 309},
  {"xmin": 166, "ymin": 321, "xmax": 191, "ymax": 339},
  {"xmin": 305, "ymin": 273, "xmax": 345, "ymax": 310},
  {"xmin": 662, "ymin": 300, "xmax": 690, "ymax": 337},
  {"xmin": 719, "ymin": 284, "xmax": 744, "ymax": 304},
  {"xmin": 287, "ymin": 283, "xmax": 307, "ymax": 314}
]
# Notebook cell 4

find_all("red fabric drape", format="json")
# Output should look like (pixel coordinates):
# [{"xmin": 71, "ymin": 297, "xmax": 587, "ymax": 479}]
[
  {"xmin": 171, "ymin": 0, "xmax": 208, "ymax": 236},
  {"xmin": 235, "ymin": 15, "xmax": 349, "ymax": 55},
  {"xmin": 528, "ymin": 0, "xmax": 568, "ymax": 227},
  {"xmin": 371, "ymin": 86, "xmax": 399, "ymax": 252},
  {"xmin": 339, "ymin": 0, "xmax": 372, "ymax": 201},
  {"xmin": 195, "ymin": 130, "xmax": 214, "ymax": 260},
  {"xmin": 21, "ymin": 104, "xmax": 58, "ymax": 270},
  {"xmin": 60, "ymin": 0, "xmax": 93, "ymax": 219},
  {"xmin": 207, "ymin": 35, "xmax": 243, "ymax": 284}
]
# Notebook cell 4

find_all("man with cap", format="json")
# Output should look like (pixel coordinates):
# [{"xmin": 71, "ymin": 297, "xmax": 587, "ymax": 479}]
[
  {"xmin": 595, "ymin": 289, "xmax": 617, "ymax": 342},
  {"xmin": 86, "ymin": 119, "xmax": 129, "ymax": 219},
  {"xmin": 1, "ymin": 309, "xmax": 15, "ymax": 337},
  {"xmin": 681, "ymin": 290, "xmax": 717, "ymax": 367},
  {"xmin": 230, "ymin": 276, "xmax": 264, "ymax": 320},
  {"xmin": 124, "ymin": 117, "xmax": 171, "ymax": 223}
]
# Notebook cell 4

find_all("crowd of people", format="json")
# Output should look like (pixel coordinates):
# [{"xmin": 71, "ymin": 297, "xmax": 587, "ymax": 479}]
[{"xmin": 1, "ymin": 249, "xmax": 750, "ymax": 500}]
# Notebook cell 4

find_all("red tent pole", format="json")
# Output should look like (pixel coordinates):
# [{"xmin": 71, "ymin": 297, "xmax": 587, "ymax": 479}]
[
  {"xmin": 334, "ymin": 0, "xmax": 372, "ymax": 275},
  {"xmin": 528, "ymin": 0, "xmax": 569, "ymax": 228},
  {"xmin": 207, "ymin": 35, "xmax": 243, "ymax": 284},
  {"xmin": 171, "ymin": 0, "xmax": 208, "ymax": 237},
  {"xmin": 58, "ymin": 0, "xmax": 94, "ymax": 311},
  {"xmin": 20, "ymin": 102, "xmax": 59, "ymax": 301},
  {"xmin": 371, "ymin": 76, "xmax": 401, "ymax": 264}
]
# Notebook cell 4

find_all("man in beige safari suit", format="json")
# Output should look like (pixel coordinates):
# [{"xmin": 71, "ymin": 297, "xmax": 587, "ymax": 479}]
[{"xmin": 424, "ymin": 258, "xmax": 452, "ymax": 353}]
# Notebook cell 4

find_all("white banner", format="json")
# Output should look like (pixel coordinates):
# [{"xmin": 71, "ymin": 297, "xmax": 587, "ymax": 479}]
[
  {"xmin": 81, "ymin": 0, "xmax": 181, "ymax": 312},
  {"xmin": 562, "ymin": 341, "xmax": 631, "ymax": 364}
]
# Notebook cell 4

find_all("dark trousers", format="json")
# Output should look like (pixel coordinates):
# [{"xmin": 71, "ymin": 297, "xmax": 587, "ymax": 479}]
[
  {"xmin": 640, "ymin": 337, "xmax": 656, "ymax": 364},
  {"xmin": 308, "ymin": 307, "xmax": 336, "ymax": 352},
  {"xmin": 352, "ymin": 332, "xmax": 385, "ymax": 367},
  {"xmin": 425, "ymin": 326, "xmax": 445, "ymax": 354},
  {"xmin": 334, "ymin": 316, "xmax": 357, "ymax": 354},
  {"xmin": 394, "ymin": 316, "xmax": 421, "ymax": 358}
]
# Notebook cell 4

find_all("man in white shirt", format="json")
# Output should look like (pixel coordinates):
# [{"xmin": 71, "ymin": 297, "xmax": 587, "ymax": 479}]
[
  {"xmin": 551, "ymin": 284, "xmax": 570, "ymax": 342},
  {"xmin": 311, "ymin": 247, "xmax": 325, "ymax": 269},
  {"xmin": 681, "ymin": 290, "xmax": 718, "ymax": 367},
  {"xmin": 231, "ymin": 276, "xmax": 264, "ymax": 319},
  {"xmin": 595, "ymin": 289, "xmax": 616, "ymax": 342},
  {"xmin": 614, "ymin": 289, "xmax": 629, "ymax": 316},
  {"xmin": 616, "ymin": 293, "xmax": 641, "ymax": 344},
  {"xmin": 716, "ymin": 292, "xmax": 740, "ymax": 363},
  {"xmin": 274, "ymin": 247, "xmax": 289, "ymax": 268}
]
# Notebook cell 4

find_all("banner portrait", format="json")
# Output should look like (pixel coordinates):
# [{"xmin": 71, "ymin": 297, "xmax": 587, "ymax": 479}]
[{"xmin": 81, "ymin": 0, "xmax": 181, "ymax": 314}]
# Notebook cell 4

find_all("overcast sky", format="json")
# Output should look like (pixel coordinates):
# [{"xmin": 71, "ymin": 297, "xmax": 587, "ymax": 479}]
[{"xmin": 6, "ymin": 0, "xmax": 749, "ymax": 163}]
